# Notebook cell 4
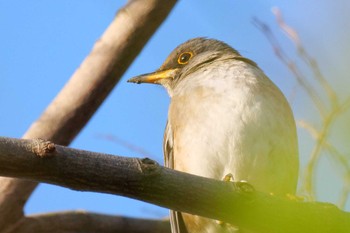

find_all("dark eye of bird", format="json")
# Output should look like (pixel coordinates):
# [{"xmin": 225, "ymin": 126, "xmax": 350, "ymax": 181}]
[{"xmin": 177, "ymin": 52, "xmax": 193, "ymax": 65}]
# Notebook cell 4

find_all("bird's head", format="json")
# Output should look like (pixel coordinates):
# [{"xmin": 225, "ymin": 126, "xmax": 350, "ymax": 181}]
[{"xmin": 127, "ymin": 38, "xmax": 244, "ymax": 96}]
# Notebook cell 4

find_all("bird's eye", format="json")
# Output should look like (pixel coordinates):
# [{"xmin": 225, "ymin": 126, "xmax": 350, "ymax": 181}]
[{"xmin": 177, "ymin": 52, "xmax": 193, "ymax": 65}]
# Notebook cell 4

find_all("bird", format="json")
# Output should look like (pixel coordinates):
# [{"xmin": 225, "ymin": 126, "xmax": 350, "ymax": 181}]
[{"xmin": 128, "ymin": 38, "xmax": 299, "ymax": 233}]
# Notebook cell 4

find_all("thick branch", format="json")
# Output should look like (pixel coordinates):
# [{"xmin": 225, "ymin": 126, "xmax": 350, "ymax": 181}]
[
  {"xmin": 0, "ymin": 137, "xmax": 349, "ymax": 233},
  {"xmin": 22, "ymin": 0, "xmax": 177, "ymax": 144},
  {"xmin": 0, "ymin": 0, "xmax": 177, "ymax": 231},
  {"xmin": 10, "ymin": 211, "xmax": 170, "ymax": 233}
]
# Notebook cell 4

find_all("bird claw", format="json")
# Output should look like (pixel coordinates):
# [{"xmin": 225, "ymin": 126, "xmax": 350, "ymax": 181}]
[
  {"xmin": 216, "ymin": 174, "xmax": 254, "ymax": 228},
  {"xmin": 234, "ymin": 180, "xmax": 255, "ymax": 193},
  {"xmin": 223, "ymin": 173, "xmax": 234, "ymax": 182},
  {"xmin": 216, "ymin": 173, "xmax": 235, "ymax": 226},
  {"xmin": 222, "ymin": 173, "xmax": 255, "ymax": 193}
]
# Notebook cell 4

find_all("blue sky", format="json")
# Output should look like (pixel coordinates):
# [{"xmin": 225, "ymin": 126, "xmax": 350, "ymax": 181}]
[{"xmin": 1, "ymin": 1, "xmax": 349, "ymax": 219}]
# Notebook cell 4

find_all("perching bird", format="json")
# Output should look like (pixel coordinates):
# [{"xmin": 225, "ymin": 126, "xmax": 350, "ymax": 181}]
[{"xmin": 128, "ymin": 38, "xmax": 299, "ymax": 233}]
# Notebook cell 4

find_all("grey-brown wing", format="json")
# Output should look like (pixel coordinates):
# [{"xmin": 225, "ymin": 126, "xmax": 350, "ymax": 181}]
[
  {"xmin": 163, "ymin": 121, "xmax": 174, "ymax": 168},
  {"xmin": 164, "ymin": 121, "xmax": 188, "ymax": 233}
]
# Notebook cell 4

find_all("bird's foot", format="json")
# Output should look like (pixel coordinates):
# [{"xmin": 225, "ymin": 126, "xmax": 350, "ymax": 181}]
[
  {"xmin": 223, "ymin": 173, "xmax": 234, "ymax": 182},
  {"xmin": 216, "ymin": 173, "xmax": 234, "ymax": 226},
  {"xmin": 217, "ymin": 173, "xmax": 254, "ymax": 228},
  {"xmin": 222, "ymin": 173, "xmax": 255, "ymax": 192},
  {"xmin": 217, "ymin": 174, "xmax": 253, "ymax": 232}
]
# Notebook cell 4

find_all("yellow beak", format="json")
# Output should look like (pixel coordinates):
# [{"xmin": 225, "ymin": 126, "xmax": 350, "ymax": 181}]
[{"xmin": 127, "ymin": 68, "xmax": 179, "ymax": 84}]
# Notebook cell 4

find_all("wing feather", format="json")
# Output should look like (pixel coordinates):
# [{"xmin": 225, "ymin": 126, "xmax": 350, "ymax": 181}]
[{"xmin": 164, "ymin": 121, "xmax": 188, "ymax": 233}]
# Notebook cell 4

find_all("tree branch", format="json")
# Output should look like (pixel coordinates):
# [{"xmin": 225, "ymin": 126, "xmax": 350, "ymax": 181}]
[
  {"xmin": 0, "ymin": 137, "xmax": 349, "ymax": 233},
  {"xmin": 253, "ymin": 12, "xmax": 350, "ymax": 203},
  {"xmin": 0, "ymin": 0, "xmax": 177, "ymax": 231},
  {"xmin": 9, "ymin": 211, "xmax": 170, "ymax": 233}
]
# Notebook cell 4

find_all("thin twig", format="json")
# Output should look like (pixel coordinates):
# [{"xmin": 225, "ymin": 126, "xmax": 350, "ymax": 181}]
[
  {"xmin": 298, "ymin": 120, "xmax": 350, "ymax": 208},
  {"xmin": 252, "ymin": 17, "xmax": 326, "ymax": 116},
  {"xmin": 297, "ymin": 120, "xmax": 318, "ymax": 139},
  {"xmin": 95, "ymin": 133, "xmax": 156, "ymax": 158},
  {"xmin": 272, "ymin": 7, "xmax": 338, "ymax": 107},
  {"xmin": 253, "ymin": 12, "xmax": 350, "ymax": 204},
  {"xmin": 321, "ymin": 138, "xmax": 350, "ymax": 209},
  {"xmin": 339, "ymin": 173, "xmax": 350, "ymax": 209}
]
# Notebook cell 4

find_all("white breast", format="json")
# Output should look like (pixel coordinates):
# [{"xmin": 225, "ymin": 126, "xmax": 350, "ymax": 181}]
[{"xmin": 168, "ymin": 59, "xmax": 298, "ymax": 195}]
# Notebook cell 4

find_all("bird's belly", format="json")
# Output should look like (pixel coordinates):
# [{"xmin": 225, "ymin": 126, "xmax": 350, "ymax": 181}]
[
  {"xmin": 171, "ymin": 94, "xmax": 256, "ymax": 183},
  {"xmin": 170, "ymin": 106, "xmax": 292, "ymax": 233},
  {"xmin": 170, "ymin": 89, "xmax": 298, "ymax": 195},
  {"xmin": 168, "ymin": 83, "xmax": 298, "ymax": 233},
  {"xmin": 173, "ymin": 121, "xmax": 236, "ymax": 181}
]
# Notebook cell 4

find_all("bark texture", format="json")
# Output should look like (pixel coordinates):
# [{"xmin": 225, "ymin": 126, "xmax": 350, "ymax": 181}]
[{"xmin": 0, "ymin": 137, "xmax": 349, "ymax": 233}]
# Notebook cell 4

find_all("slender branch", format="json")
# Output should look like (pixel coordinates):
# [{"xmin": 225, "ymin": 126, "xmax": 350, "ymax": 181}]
[
  {"xmin": 323, "ymin": 143, "xmax": 350, "ymax": 209},
  {"xmin": 8, "ymin": 211, "xmax": 170, "ymax": 233},
  {"xmin": 95, "ymin": 133, "xmax": 156, "ymax": 158},
  {"xmin": 272, "ymin": 7, "xmax": 338, "ymax": 107},
  {"xmin": 340, "ymin": 96, "xmax": 350, "ymax": 113},
  {"xmin": 271, "ymin": 9, "xmax": 350, "ymax": 201},
  {"xmin": 252, "ymin": 17, "xmax": 326, "ymax": 116},
  {"xmin": 302, "ymin": 113, "xmax": 334, "ymax": 199},
  {"xmin": 299, "ymin": 113, "xmax": 350, "ymax": 208},
  {"xmin": 303, "ymin": 96, "xmax": 350, "ymax": 198},
  {"xmin": 0, "ymin": 0, "xmax": 177, "ymax": 231},
  {"xmin": 297, "ymin": 120, "xmax": 319, "ymax": 139},
  {"xmin": 254, "ymin": 13, "xmax": 350, "ymax": 203},
  {"xmin": 339, "ymin": 174, "xmax": 350, "ymax": 209},
  {"xmin": 0, "ymin": 137, "xmax": 349, "ymax": 233}
]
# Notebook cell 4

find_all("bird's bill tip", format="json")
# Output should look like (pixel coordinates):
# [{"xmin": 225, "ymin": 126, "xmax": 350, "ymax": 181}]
[{"xmin": 127, "ymin": 69, "xmax": 178, "ymax": 84}]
